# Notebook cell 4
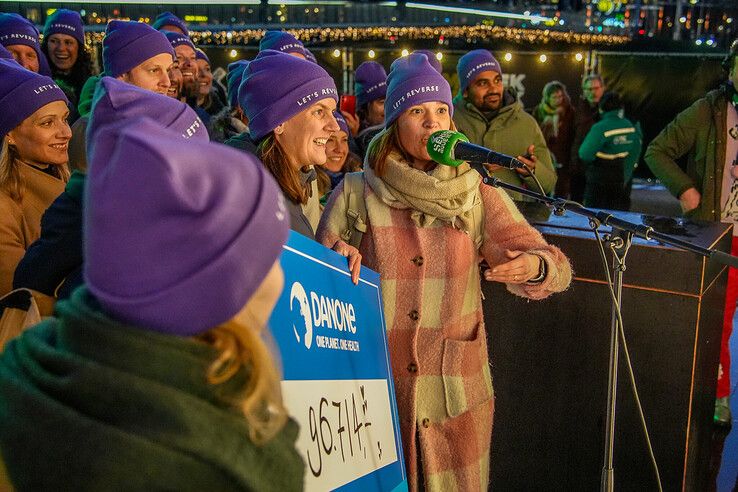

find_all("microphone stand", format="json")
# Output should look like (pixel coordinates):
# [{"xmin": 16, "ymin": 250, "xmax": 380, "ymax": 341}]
[{"xmin": 468, "ymin": 161, "xmax": 737, "ymax": 492}]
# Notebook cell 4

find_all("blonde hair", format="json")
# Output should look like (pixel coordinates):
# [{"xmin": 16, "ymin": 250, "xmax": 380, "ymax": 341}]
[
  {"xmin": 0, "ymin": 138, "xmax": 71, "ymax": 202},
  {"xmin": 198, "ymin": 312, "xmax": 287, "ymax": 445},
  {"xmin": 257, "ymin": 135, "xmax": 309, "ymax": 205},
  {"xmin": 367, "ymin": 119, "xmax": 457, "ymax": 178}
]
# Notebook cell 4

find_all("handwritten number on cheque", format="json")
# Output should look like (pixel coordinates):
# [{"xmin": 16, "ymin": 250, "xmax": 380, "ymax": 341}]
[{"xmin": 307, "ymin": 385, "xmax": 378, "ymax": 477}]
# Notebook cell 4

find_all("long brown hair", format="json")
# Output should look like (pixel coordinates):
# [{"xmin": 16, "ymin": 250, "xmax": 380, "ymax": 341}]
[
  {"xmin": 198, "ymin": 315, "xmax": 287, "ymax": 445},
  {"xmin": 257, "ymin": 135, "xmax": 309, "ymax": 205},
  {"xmin": 367, "ymin": 119, "xmax": 457, "ymax": 177},
  {"xmin": 0, "ymin": 139, "xmax": 70, "ymax": 202}
]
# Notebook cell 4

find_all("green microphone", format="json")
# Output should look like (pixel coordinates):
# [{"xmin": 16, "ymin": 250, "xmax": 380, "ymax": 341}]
[{"xmin": 427, "ymin": 130, "xmax": 470, "ymax": 167}]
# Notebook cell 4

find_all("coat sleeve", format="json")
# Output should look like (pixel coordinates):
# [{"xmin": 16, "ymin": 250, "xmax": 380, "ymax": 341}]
[
  {"xmin": 478, "ymin": 185, "xmax": 572, "ymax": 299},
  {"xmin": 578, "ymin": 122, "xmax": 604, "ymax": 163},
  {"xmin": 315, "ymin": 179, "xmax": 348, "ymax": 249},
  {"xmin": 522, "ymin": 116, "xmax": 557, "ymax": 196},
  {"xmin": 0, "ymin": 197, "xmax": 26, "ymax": 296},
  {"xmin": 643, "ymin": 99, "xmax": 707, "ymax": 199},
  {"xmin": 13, "ymin": 191, "xmax": 83, "ymax": 296}
]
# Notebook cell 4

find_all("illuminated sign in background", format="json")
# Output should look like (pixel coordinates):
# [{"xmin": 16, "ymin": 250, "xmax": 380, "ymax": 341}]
[{"xmin": 269, "ymin": 231, "xmax": 407, "ymax": 492}]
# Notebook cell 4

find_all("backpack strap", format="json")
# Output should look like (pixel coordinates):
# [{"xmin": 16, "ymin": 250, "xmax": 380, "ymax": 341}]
[{"xmin": 340, "ymin": 172, "xmax": 368, "ymax": 249}]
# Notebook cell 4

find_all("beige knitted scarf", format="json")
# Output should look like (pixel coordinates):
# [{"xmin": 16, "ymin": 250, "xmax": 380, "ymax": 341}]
[{"xmin": 364, "ymin": 149, "xmax": 481, "ymax": 233}]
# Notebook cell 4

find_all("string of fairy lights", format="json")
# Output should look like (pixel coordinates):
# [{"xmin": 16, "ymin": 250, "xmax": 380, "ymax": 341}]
[{"xmin": 83, "ymin": 24, "xmax": 630, "ymax": 47}]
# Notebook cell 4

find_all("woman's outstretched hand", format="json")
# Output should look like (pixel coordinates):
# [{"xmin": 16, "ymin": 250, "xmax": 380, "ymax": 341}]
[
  {"xmin": 484, "ymin": 249, "xmax": 541, "ymax": 284},
  {"xmin": 331, "ymin": 240, "xmax": 362, "ymax": 285}
]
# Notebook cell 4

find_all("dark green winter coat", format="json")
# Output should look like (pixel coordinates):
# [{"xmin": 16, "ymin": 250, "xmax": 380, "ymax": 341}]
[
  {"xmin": 644, "ymin": 85, "xmax": 730, "ymax": 221},
  {"xmin": 0, "ymin": 288, "xmax": 305, "ymax": 491}
]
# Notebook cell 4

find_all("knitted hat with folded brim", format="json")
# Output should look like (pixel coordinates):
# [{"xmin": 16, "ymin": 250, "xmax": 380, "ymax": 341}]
[
  {"xmin": 413, "ymin": 50, "xmax": 442, "ymax": 73},
  {"xmin": 384, "ymin": 52, "xmax": 452, "ymax": 127},
  {"xmin": 84, "ymin": 117, "xmax": 288, "ymax": 335},
  {"xmin": 0, "ymin": 13, "xmax": 51, "ymax": 76},
  {"xmin": 354, "ymin": 61, "xmax": 387, "ymax": 108},
  {"xmin": 0, "ymin": 58, "xmax": 68, "ymax": 137},
  {"xmin": 164, "ymin": 30, "xmax": 196, "ymax": 53},
  {"xmin": 456, "ymin": 49, "xmax": 502, "ymax": 94},
  {"xmin": 86, "ymin": 76, "xmax": 208, "ymax": 166},
  {"xmin": 102, "ymin": 20, "xmax": 174, "ymax": 78},
  {"xmin": 259, "ymin": 30, "xmax": 305, "ymax": 57},
  {"xmin": 227, "ymin": 60, "xmax": 249, "ymax": 109},
  {"xmin": 151, "ymin": 11, "xmax": 189, "ymax": 36},
  {"xmin": 43, "ymin": 9, "xmax": 85, "ymax": 47},
  {"xmin": 240, "ymin": 49, "xmax": 338, "ymax": 142}
]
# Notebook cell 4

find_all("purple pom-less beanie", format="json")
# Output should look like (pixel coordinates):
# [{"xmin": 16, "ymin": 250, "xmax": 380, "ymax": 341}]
[
  {"xmin": 354, "ymin": 61, "xmax": 387, "ymax": 108},
  {"xmin": 0, "ymin": 13, "xmax": 51, "ymax": 75},
  {"xmin": 102, "ymin": 20, "xmax": 174, "ymax": 78},
  {"xmin": 457, "ymin": 49, "xmax": 502, "ymax": 94},
  {"xmin": 195, "ymin": 48, "xmax": 209, "ymax": 64},
  {"xmin": 43, "ymin": 9, "xmax": 85, "ymax": 47},
  {"xmin": 384, "ymin": 52, "xmax": 452, "ymax": 126},
  {"xmin": 164, "ymin": 30, "xmax": 196, "ymax": 53},
  {"xmin": 84, "ymin": 117, "xmax": 288, "ymax": 335},
  {"xmin": 333, "ymin": 111, "xmax": 349, "ymax": 135},
  {"xmin": 240, "ymin": 50, "xmax": 338, "ymax": 142},
  {"xmin": 0, "ymin": 59, "xmax": 68, "ymax": 137},
  {"xmin": 259, "ymin": 30, "xmax": 305, "ymax": 57},
  {"xmin": 414, "ymin": 50, "xmax": 442, "ymax": 73},
  {"xmin": 227, "ymin": 60, "xmax": 249, "ymax": 109},
  {"xmin": 151, "ymin": 11, "xmax": 189, "ymax": 36},
  {"xmin": 86, "ymin": 76, "xmax": 207, "ymax": 166}
]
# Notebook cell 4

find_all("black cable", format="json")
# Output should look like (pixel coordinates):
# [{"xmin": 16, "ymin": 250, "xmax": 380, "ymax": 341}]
[
  {"xmin": 520, "ymin": 162, "xmax": 547, "ymax": 197},
  {"xmin": 590, "ymin": 224, "xmax": 663, "ymax": 492}
]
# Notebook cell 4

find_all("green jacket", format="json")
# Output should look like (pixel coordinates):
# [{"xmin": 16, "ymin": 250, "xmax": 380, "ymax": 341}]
[
  {"xmin": 0, "ymin": 288, "xmax": 305, "ymax": 491},
  {"xmin": 452, "ymin": 92, "xmax": 557, "ymax": 200},
  {"xmin": 644, "ymin": 86, "xmax": 730, "ymax": 222},
  {"xmin": 578, "ymin": 109, "xmax": 642, "ymax": 183}
]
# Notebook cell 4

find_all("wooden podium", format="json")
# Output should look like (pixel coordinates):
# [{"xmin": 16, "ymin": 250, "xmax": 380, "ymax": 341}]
[{"xmin": 483, "ymin": 206, "xmax": 731, "ymax": 491}]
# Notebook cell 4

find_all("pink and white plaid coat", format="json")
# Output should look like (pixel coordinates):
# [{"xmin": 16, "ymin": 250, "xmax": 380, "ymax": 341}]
[{"xmin": 317, "ymin": 177, "xmax": 571, "ymax": 491}]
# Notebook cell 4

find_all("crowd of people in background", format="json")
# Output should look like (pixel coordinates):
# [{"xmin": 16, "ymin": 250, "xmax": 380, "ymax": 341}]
[{"xmin": 0, "ymin": 6, "xmax": 734, "ymax": 490}]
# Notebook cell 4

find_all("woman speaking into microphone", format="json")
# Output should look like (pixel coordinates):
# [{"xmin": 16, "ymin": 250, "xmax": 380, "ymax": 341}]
[{"xmin": 317, "ymin": 53, "xmax": 572, "ymax": 491}]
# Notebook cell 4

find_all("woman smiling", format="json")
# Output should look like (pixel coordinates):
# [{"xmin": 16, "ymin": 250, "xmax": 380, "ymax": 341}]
[
  {"xmin": 0, "ymin": 60, "xmax": 70, "ymax": 296},
  {"xmin": 317, "ymin": 53, "xmax": 572, "ymax": 490},
  {"xmin": 41, "ymin": 9, "xmax": 93, "ymax": 118},
  {"xmin": 239, "ymin": 50, "xmax": 361, "ymax": 282}
]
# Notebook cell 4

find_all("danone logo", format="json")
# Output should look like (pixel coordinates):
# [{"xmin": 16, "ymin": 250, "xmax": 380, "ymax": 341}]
[{"xmin": 289, "ymin": 281, "xmax": 360, "ymax": 352}]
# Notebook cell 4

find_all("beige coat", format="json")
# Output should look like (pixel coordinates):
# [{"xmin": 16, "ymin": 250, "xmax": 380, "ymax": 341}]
[{"xmin": 0, "ymin": 164, "xmax": 66, "ymax": 296}]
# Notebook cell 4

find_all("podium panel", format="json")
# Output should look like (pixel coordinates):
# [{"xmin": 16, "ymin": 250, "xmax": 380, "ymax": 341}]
[{"xmin": 483, "ymin": 208, "xmax": 731, "ymax": 491}]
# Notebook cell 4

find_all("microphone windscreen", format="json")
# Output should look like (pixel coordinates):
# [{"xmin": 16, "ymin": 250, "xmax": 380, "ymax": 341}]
[{"xmin": 427, "ymin": 130, "xmax": 469, "ymax": 167}]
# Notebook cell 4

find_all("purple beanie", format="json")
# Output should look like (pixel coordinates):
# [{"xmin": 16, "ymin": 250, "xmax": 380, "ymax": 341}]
[
  {"xmin": 195, "ymin": 48, "xmax": 209, "ymax": 64},
  {"xmin": 354, "ymin": 61, "xmax": 387, "ymax": 108},
  {"xmin": 0, "ymin": 59, "xmax": 68, "ymax": 137},
  {"xmin": 457, "ymin": 49, "xmax": 502, "ymax": 93},
  {"xmin": 240, "ymin": 50, "xmax": 338, "ymax": 141},
  {"xmin": 414, "ymin": 50, "xmax": 442, "ymax": 73},
  {"xmin": 227, "ymin": 60, "xmax": 249, "ymax": 109},
  {"xmin": 164, "ymin": 30, "xmax": 196, "ymax": 53},
  {"xmin": 43, "ymin": 9, "xmax": 85, "ymax": 47},
  {"xmin": 0, "ymin": 13, "xmax": 51, "ymax": 75},
  {"xmin": 103, "ymin": 21, "xmax": 174, "ymax": 78},
  {"xmin": 259, "ymin": 30, "xmax": 305, "ymax": 57},
  {"xmin": 384, "ymin": 52, "xmax": 452, "ymax": 126},
  {"xmin": 151, "ymin": 11, "xmax": 189, "ymax": 36},
  {"xmin": 84, "ymin": 117, "xmax": 288, "ymax": 335},
  {"xmin": 333, "ymin": 111, "xmax": 349, "ymax": 135},
  {"xmin": 86, "ymin": 76, "xmax": 207, "ymax": 166}
]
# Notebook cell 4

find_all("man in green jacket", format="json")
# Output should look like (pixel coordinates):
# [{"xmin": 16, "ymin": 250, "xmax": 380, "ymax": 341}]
[
  {"xmin": 645, "ymin": 39, "xmax": 738, "ymax": 426},
  {"xmin": 453, "ymin": 49, "xmax": 557, "ymax": 201},
  {"xmin": 578, "ymin": 91, "xmax": 642, "ymax": 210}
]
